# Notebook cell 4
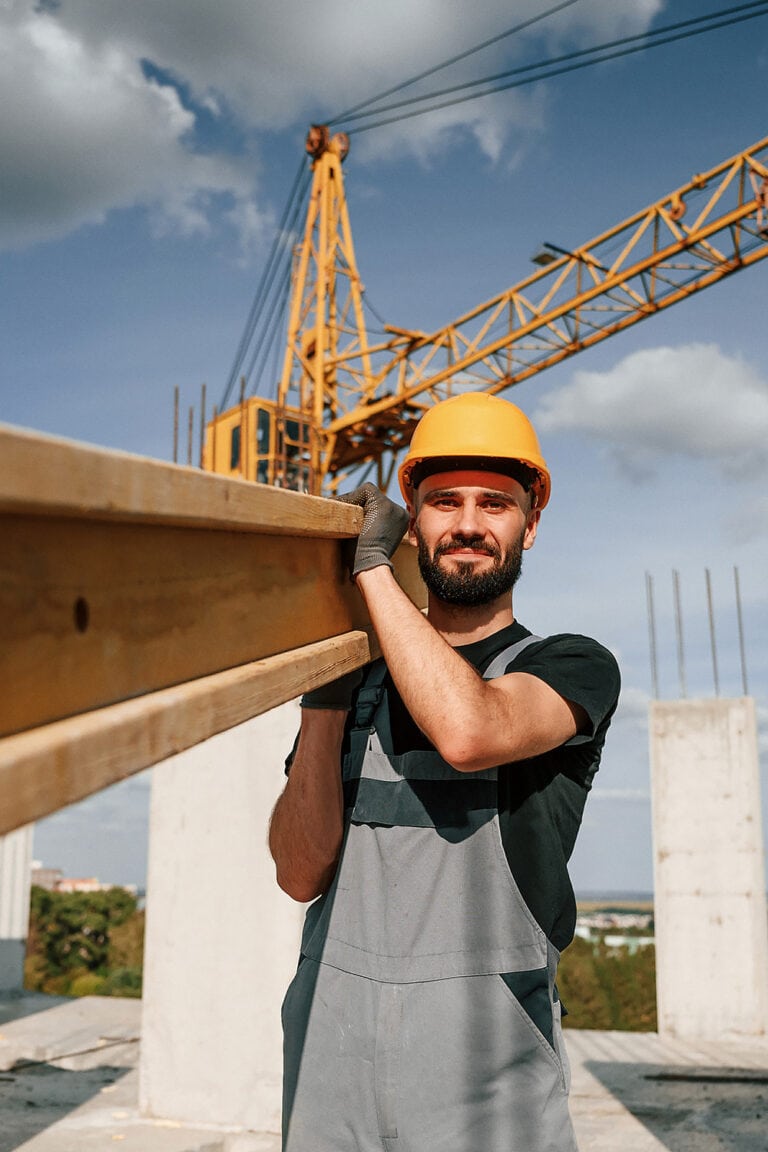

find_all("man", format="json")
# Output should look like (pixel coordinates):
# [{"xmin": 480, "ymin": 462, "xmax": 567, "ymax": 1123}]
[{"xmin": 270, "ymin": 392, "xmax": 620, "ymax": 1152}]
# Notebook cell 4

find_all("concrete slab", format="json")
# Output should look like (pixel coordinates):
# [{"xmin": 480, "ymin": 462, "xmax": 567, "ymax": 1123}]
[
  {"xmin": 2, "ymin": 994, "xmax": 767, "ymax": 1151},
  {"xmin": 0, "ymin": 995, "xmax": 280, "ymax": 1152},
  {"xmin": 0, "ymin": 994, "xmax": 140, "ymax": 1072},
  {"xmin": 568, "ymin": 1028, "xmax": 768, "ymax": 1151}
]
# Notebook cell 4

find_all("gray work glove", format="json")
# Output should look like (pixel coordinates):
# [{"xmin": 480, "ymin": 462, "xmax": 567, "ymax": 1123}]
[
  {"xmin": 336, "ymin": 483, "xmax": 410, "ymax": 576},
  {"xmin": 300, "ymin": 667, "xmax": 364, "ymax": 711}
]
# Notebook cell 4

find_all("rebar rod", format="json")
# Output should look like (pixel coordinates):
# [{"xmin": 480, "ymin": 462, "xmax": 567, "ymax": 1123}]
[
  {"xmin": 673, "ymin": 569, "xmax": 687, "ymax": 699},
  {"xmin": 734, "ymin": 565, "xmax": 749, "ymax": 695},
  {"xmin": 705, "ymin": 568, "xmax": 720, "ymax": 696},
  {"xmin": 646, "ymin": 572, "xmax": 659, "ymax": 699}
]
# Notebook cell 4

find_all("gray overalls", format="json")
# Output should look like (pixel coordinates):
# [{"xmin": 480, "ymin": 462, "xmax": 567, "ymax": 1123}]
[{"xmin": 282, "ymin": 639, "xmax": 577, "ymax": 1152}]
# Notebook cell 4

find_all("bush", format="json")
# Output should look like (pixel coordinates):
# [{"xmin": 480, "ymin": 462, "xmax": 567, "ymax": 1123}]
[
  {"xmin": 558, "ymin": 936, "xmax": 657, "ymax": 1031},
  {"xmin": 68, "ymin": 971, "xmax": 108, "ymax": 997},
  {"xmin": 25, "ymin": 886, "xmax": 142, "ymax": 999},
  {"xmin": 102, "ymin": 967, "xmax": 143, "ymax": 998}
]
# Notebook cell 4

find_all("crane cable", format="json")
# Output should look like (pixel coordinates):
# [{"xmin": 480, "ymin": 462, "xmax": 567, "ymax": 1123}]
[
  {"xmin": 222, "ymin": 0, "xmax": 768, "ymax": 406},
  {"xmin": 328, "ymin": 0, "xmax": 581, "ymax": 124},
  {"xmin": 220, "ymin": 158, "xmax": 311, "ymax": 409},
  {"xmin": 335, "ymin": 1, "xmax": 768, "ymax": 135},
  {"xmin": 220, "ymin": 1, "xmax": 580, "ymax": 408}
]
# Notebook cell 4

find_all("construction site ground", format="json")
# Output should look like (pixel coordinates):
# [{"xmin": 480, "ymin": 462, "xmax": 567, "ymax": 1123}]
[{"xmin": 1, "ymin": 993, "xmax": 767, "ymax": 1152}]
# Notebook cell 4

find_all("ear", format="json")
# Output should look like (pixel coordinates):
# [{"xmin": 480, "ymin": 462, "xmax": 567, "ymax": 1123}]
[
  {"xmin": 523, "ymin": 508, "xmax": 540, "ymax": 551},
  {"xmin": 407, "ymin": 503, "xmax": 418, "ymax": 547}
]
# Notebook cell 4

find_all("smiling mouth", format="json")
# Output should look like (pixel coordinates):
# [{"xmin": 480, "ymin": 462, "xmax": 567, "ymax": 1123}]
[
  {"xmin": 446, "ymin": 548, "xmax": 489, "ymax": 554},
  {"xmin": 440, "ymin": 547, "xmax": 495, "ymax": 559}
]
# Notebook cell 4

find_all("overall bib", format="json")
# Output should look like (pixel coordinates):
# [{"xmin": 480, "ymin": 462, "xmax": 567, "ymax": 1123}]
[{"xmin": 282, "ymin": 639, "xmax": 577, "ymax": 1152}]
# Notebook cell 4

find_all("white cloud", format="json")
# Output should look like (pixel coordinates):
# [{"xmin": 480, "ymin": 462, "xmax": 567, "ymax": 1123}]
[
  {"xmin": 1, "ymin": 0, "xmax": 661, "ymax": 251},
  {"xmin": 534, "ymin": 343, "xmax": 768, "ymax": 479},
  {"xmin": 613, "ymin": 685, "xmax": 651, "ymax": 726},
  {"xmin": 730, "ymin": 496, "xmax": 768, "ymax": 545},
  {"xmin": 0, "ymin": 3, "xmax": 264, "ymax": 251},
  {"xmin": 589, "ymin": 787, "xmax": 650, "ymax": 802}
]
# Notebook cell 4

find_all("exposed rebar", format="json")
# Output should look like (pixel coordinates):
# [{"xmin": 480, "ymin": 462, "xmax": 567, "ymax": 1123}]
[
  {"xmin": 199, "ymin": 383, "xmax": 207, "ymax": 468},
  {"xmin": 734, "ymin": 565, "xmax": 749, "ymax": 695},
  {"xmin": 705, "ymin": 568, "xmax": 720, "ymax": 696},
  {"xmin": 173, "ymin": 385, "xmax": 179, "ymax": 464},
  {"xmin": 672, "ymin": 569, "xmax": 687, "ymax": 698},
  {"xmin": 646, "ymin": 572, "xmax": 659, "ymax": 699}
]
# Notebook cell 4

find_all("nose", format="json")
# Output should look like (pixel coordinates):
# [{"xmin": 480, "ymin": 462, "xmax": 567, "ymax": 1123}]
[{"xmin": 452, "ymin": 497, "xmax": 484, "ymax": 538}]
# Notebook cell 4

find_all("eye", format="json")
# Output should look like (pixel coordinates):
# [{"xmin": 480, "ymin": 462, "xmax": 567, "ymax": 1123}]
[{"xmin": 429, "ymin": 494, "xmax": 459, "ymax": 510}]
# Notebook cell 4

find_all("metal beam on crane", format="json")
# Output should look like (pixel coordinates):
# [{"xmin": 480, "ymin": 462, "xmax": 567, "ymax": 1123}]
[
  {"xmin": 209, "ymin": 133, "xmax": 768, "ymax": 492},
  {"xmin": 324, "ymin": 135, "xmax": 768, "ymax": 471}
]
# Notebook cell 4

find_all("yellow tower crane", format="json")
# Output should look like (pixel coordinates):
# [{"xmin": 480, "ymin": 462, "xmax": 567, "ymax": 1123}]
[{"xmin": 203, "ymin": 128, "xmax": 768, "ymax": 495}]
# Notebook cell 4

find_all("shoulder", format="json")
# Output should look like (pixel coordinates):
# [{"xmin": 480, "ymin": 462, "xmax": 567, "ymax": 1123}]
[
  {"xmin": 514, "ymin": 633, "xmax": 619, "ymax": 672},
  {"xmin": 509, "ymin": 633, "xmax": 621, "ymax": 740}
]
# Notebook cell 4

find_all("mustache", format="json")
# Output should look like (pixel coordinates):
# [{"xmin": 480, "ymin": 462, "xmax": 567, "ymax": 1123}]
[{"xmin": 433, "ymin": 535, "xmax": 502, "ymax": 561}]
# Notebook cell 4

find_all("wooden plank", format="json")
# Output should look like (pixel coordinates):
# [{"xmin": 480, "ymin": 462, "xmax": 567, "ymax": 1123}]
[
  {"xmin": 0, "ymin": 422, "xmax": 424, "ymax": 738},
  {"xmin": 1, "ymin": 517, "xmax": 422, "ymax": 738},
  {"xmin": 0, "ymin": 422, "xmax": 361, "ymax": 537},
  {"xmin": 0, "ymin": 421, "xmax": 425, "ymax": 827},
  {"xmin": 0, "ymin": 631, "xmax": 372, "ymax": 836}
]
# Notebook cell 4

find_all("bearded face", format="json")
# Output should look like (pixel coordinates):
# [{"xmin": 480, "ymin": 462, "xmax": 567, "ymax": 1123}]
[{"xmin": 414, "ymin": 525, "xmax": 525, "ymax": 607}]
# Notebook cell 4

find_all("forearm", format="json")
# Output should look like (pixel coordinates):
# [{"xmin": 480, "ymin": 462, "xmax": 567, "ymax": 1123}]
[
  {"xmin": 355, "ymin": 567, "xmax": 493, "ymax": 766},
  {"xmin": 354, "ymin": 566, "xmax": 581, "ymax": 768},
  {"xmin": 269, "ymin": 709, "xmax": 346, "ymax": 902}
]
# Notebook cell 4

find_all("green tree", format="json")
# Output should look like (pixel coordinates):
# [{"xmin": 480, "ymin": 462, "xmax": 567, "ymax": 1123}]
[
  {"xmin": 558, "ymin": 936, "xmax": 657, "ymax": 1031},
  {"xmin": 26, "ymin": 886, "xmax": 139, "ymax": 996}
]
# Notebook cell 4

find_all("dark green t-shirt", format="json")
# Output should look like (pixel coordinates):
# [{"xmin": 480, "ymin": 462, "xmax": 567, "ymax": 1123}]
[{"xmin": 379, "ymin": 621, "xmax": 621, "ymax": 951}]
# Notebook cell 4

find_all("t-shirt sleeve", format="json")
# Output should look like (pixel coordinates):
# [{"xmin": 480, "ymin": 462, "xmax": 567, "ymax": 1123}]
[
  {"xmin": 506, "ymin": 634, "xmax": 621, "ymax": 744},
  {"xmin": 284, "ymin": 728, "xmax": 300, "ymax": 776}
]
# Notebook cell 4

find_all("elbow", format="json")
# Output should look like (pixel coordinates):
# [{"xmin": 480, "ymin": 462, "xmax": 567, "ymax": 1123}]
[
  {"xmin": 435, "ymin": 730, "xmax": 492, "ymax": 774},
  {"xmin": 274, "ymin": 860, "xmax": 336, "ymax": 904},
  {"xmin": 275, "ymin": 870, "xmax": 322, "ymax": 903}
]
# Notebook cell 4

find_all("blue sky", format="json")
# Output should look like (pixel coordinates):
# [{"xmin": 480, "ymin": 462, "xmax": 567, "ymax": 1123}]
[{"xmin": 2, "ymin": 0, "xmax": 767, "ymax": 893}]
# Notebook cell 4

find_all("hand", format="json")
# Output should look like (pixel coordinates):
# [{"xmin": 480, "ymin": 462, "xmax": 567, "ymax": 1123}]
[
  {"xmin": 336, "ymin": 483, "xmax": 409, "ymax": 576},
  {"xmin": 300, "ymin": 667, "xmax": 364, "ymax": 711}
]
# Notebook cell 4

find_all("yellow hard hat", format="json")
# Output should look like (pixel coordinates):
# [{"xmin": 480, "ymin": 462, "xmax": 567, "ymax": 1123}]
[{"xmin": 398, "ymin": 392, "xmax": 551, "ymax": 508}]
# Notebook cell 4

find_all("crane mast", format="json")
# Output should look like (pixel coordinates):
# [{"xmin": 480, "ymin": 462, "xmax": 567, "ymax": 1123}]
[{"xmin": 203, "ymin": 131, "xmax": 768, "ymax": 494}]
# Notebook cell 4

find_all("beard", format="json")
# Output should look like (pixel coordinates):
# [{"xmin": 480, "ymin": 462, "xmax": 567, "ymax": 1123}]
[{"xmin": 415, "ymin": 527, "xmax": 525, "ymax": 607}]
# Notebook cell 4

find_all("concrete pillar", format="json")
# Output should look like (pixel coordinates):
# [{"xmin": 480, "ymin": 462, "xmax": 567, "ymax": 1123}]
[
  {"xmin": 140, "ymin": 701, "xmax": 305, "ymax": 1133},
  {"xmin": 650, "ymin": 697, "xmax": 768, "ymax": 1041},
  {"xmin": 0, "ymin": 826, "xmax": 33, "ymax": 993}
]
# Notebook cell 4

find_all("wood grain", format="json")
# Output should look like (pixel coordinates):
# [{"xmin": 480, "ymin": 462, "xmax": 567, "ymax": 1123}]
[{"xmin": 0, "ymin": 631, "xmax": 373, "ymax": 835}]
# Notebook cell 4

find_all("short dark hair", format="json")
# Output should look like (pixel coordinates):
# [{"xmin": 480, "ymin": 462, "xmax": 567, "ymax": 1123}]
[{"xmin": 410, "ymin": 455, "xmax": 539, "ymax": 495}]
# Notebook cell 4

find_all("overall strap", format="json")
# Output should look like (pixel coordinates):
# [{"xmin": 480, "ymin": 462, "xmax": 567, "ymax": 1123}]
[
  {"xmin": 353, "ymin": 658, "xmax": 389, "ymax": 726},
  {"xmin": 482, "ymin": 634, "xmax": 542, "ymax": 681},
  {"xmin": 347, "ymin": 658, "xmax": 389, "ymax": 756}
]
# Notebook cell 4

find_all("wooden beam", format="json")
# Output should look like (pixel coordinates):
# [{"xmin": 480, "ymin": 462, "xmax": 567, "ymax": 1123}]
[
  {"xmin": 0, "ymin": 423, "xmax": 359, "ymax": 536},
  {"xmin": 0, "ymin": 423, "xmax": 425, "ymax": 832},
  {"xmin": 3, "ymin": 514, "xmax": 375, "ymax": 736},
  {"xmin": 0, "ymin": 631, "xmax": 373, "ymax": 836}
]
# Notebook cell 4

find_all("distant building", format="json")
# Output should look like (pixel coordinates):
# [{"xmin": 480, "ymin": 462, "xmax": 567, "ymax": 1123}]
[
  {"xmin": 30, "ymin": 863, "xmax": 63, "ymax": 891},
  {"xmin": 574, "ymin": 908, "xmax": 656, "ymax": 952},
  {"xmin": 55, "ymin": 877, "xmax": 103, "ymax": 893},
  {"xmin": 30, "ymin": 861, "xmax": 137, "ymax": 896}
]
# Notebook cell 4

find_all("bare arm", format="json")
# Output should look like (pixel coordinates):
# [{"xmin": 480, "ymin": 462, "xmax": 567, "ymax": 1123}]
[
  {"xmin": 355, "ymin": 566, "xmax": 585, "ymax": 771},
  {"xmin": 269, "ymin": 709, "xmax": 346, "ymax": 902}
]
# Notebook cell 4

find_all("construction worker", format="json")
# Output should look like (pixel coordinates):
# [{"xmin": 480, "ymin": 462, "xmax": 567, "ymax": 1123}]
[{"xmin": 269, "ymin": 392, "xmax": 620, "ymax": 1152}]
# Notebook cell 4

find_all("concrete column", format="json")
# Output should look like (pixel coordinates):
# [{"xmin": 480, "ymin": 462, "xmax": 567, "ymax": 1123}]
[
  {"xmin": 0, "ymin": 826, "xmax": 33, "ymax": 993},
  {"xmin": 140, "ymin": 700, "xmax": 305, "ymax": 1133},
  {"xmin": 650, "ymin": 697, "xmax": 768, "ymax": 1041}
]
